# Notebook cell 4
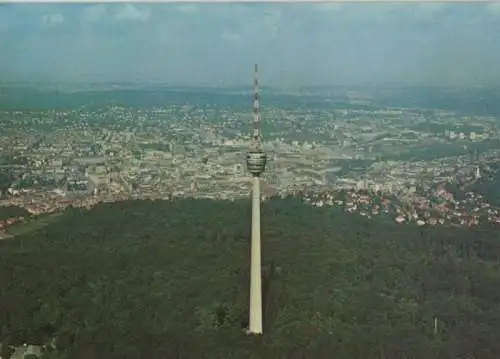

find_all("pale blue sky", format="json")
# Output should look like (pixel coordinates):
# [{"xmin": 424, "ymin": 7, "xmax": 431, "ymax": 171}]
[{"xmin": 1, "ymin": 2, "xmax": 500, "ymax": 87}]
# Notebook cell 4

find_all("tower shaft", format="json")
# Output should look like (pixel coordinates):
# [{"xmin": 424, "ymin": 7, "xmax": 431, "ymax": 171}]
[
  {"xmin": 249, "ymin": 175, "xmax": 263, "ymax": 334},
  {"xmin": 247, "ymin": 63, "xmax": 266, "ymax": 335}
]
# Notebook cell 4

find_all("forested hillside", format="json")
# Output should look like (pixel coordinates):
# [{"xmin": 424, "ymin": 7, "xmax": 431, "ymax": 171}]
[{"xmin": 1, "ymin": 198, "xmax": 499, "ymax": 359}]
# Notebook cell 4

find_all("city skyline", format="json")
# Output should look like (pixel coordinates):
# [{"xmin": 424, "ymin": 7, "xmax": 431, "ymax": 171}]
[{"xmin": 1, "ymin": 2, "xmax": 500, "ymax": 87}]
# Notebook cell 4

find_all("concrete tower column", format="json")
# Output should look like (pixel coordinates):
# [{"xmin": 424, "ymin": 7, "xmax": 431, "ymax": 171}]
[{"xmin": 249, "ymin": 175, "xmax": 263, "ymax": 334}]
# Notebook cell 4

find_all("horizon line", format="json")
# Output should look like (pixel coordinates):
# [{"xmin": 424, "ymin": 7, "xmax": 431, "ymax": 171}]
[{"xmin": 1, "ymin": 0, "xmax": 493, "ymax": 3}]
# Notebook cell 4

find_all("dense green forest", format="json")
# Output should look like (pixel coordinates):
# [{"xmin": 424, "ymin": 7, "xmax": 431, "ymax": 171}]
[
  {"xmin": 0, "ymin": 171, "xmax": 14, "ymax": 196},
  {"xmin": 0, "ymin": 206, "xmax": 29, "ymax": 221},
  {"xmin": 467, "ymin": 167, "xmax": 500, "ymax": 206},
  {"xmin": 1, "ymin": 198, "xmax": 500, "ymax": 359}
]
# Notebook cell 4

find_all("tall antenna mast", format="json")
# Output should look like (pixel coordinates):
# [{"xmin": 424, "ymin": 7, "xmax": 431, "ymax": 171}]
[
  {"xmin": 246, "ymin": 63, "xmax": 267, "ymax": 335},
  {"xmin": 252, "ymin": 63, "xmax": 261, "ymax": 151}
]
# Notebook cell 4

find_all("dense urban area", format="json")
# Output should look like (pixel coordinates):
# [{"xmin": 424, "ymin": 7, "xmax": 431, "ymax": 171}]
[
  {"xmin": 1, "ymin": 88, "xmax": 500, "ymax": 236},
  {"xmin": 1, "ymin": 86, "xmax": 500, "ymax": 359}
]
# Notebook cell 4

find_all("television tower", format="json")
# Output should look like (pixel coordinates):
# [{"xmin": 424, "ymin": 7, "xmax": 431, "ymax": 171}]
[{"xmin": 246, "ymin": 64, "xmax": 267, "ymax": 335}]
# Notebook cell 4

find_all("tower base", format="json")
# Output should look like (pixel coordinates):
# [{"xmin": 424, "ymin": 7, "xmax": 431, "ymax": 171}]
[{"xmin": 245, "ymin": 328, "xmax": 263, "ymax": 335}]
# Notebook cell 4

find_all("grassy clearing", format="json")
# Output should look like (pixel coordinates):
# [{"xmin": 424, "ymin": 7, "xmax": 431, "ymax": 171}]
[{"xmin": 7, "ymin": 212, "xmax": 64, "ymax": 236}]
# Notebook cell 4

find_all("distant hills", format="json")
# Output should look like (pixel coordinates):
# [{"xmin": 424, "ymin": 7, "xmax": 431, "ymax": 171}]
[
  {"xmin": 370, "ymin": 86, "xmax": 500, "ymax": 116},
  {"xmin": 0, "ymin": 86, "xmax": 356, "ymax": 111},
  {"xmin": 1, "ymin": 83, "xmax": 500, "ymax": 115}
]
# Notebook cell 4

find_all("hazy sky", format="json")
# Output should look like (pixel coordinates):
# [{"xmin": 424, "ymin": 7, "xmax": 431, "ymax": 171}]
[{"xmin": 1, "ymin": 2, "xmax": 500, "ymax": 87}]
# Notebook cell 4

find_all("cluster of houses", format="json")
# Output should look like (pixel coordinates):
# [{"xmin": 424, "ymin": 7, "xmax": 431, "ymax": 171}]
[{"xmin": 298, "ymin": 186, "xmax": 500, "ymax": 228}]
